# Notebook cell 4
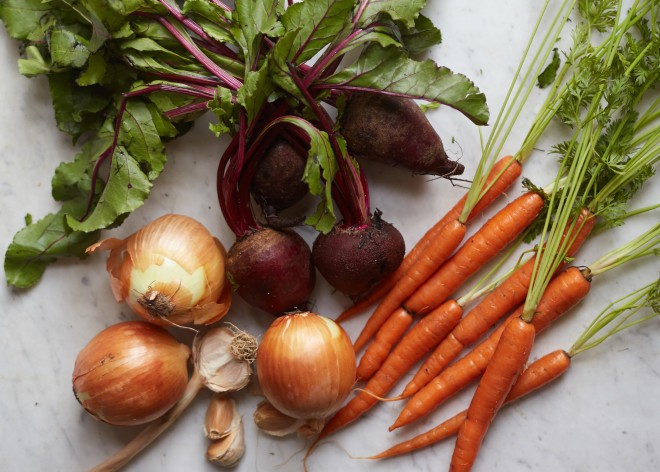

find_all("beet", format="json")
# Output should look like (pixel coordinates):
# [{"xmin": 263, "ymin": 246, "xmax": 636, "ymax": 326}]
[
  {"xmin": 226, "ymin": 227, "xmax": 315, "ymax": 314},
  {"xmin": 340, "ymin": 93, "xmax": 465, "ymax": 177},
  {"xmin": 251, "ymin": 138, "xmax": 309, "ymax": 211},
  {"xmin": 312, "ymin": 211, "xmax": 405, "ymax": 296}
]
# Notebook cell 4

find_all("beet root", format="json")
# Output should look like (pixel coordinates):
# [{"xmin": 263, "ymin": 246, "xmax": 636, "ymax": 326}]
[
  {"xmin": 312, "ymin": 211, "xmax": 405, "ymax": 297},
  {"xmin": 226, "ymin": 228, "xmax": 315, "ymax": 315},
  {"xmin": 340, "ymin": 93, "xmax": 464, "ymax": 177},
  {"xmin": 251, "ymin": 138, "xmax": 309, "ymax": 212}
]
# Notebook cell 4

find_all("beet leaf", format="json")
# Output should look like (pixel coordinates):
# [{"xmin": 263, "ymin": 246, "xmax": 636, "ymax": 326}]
[{"xmin": 318, "ymin": 44, "xmax": 489, "ymax": 125}]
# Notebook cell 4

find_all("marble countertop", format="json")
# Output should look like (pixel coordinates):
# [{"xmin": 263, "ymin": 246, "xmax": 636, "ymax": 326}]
[{"xmin": 1, "ymin": 1, "xmax": 658, "ymax": 471}]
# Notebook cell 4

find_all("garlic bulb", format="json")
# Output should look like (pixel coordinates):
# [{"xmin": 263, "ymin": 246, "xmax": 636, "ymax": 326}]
[
  {"xmin": 194, "ymin": 325, "xmax": 257, "ymax": 392},
  {"xmin": 87, "ymin": 214, "xmax": 231, "ymax": 326}
]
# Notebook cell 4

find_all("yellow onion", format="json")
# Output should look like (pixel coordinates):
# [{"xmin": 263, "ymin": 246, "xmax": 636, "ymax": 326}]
[
  {"xmin": 256, "ymin": 311, "xmax": 356, "ymax": 420},
  {"xmin": 72, "ymin": 321, "xmax": 191, "ymax": 426},
  {"xmin": 87, "ymin": 214, "xmax": 231, "ymax": 326}
]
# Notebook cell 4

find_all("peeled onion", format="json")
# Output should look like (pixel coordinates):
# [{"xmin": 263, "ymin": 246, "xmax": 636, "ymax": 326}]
[
  {"xmin": 256, "ymin": 312, "xmax": 356, "ymax": 420},
  {"xmin": 72, "ymin": 321, "xmax": 191, "ymax": 426},
  {"xmin": 87, "ymin": 214, "xmax": 231, "ymax": 326}
]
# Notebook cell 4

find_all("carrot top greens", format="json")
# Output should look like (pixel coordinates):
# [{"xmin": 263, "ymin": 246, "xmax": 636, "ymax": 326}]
[{"xmin": 521, "ymin": 0, "xmax": 659, "ymax": 319}]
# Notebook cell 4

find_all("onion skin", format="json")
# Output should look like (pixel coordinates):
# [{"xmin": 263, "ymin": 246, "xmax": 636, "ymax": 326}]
[
  {"xmin": 72, "ymin": 321, "xmax": 191, "ymax": 426},
  {"xmin": 256, "ymin": 312, "xmax": 356, "ymax": 420},
  {"xmin": 87, "ymin": 214, "xmax": 231, "ymax": 326}
]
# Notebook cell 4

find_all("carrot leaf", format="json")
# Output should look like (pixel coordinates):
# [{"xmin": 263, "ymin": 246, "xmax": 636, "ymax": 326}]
[{"xmin": 536, "ymin": 48, "xmax": 560, "ymax": 89}]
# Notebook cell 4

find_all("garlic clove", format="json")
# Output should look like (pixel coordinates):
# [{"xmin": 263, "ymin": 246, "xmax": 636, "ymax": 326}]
[
  {"xmin": 296, "ymin": 418, "xmax": 325, "ymax": 438},
  {"xmin": 253, "ymin": 400, "xmax": 304, "ymax": 437},
  {"xmin": 194, "ymin": 326, "xmax": 257, "ymax": 393},
  {"xmin": 205, "ymin": 394, "xmax": 241, "ymax": 440},
  {"xmin": 206, "ymin": 418, "xmax": 245, "ymax": 468},
  {"xmin": 253, "ymin": 400, "xmax": 324, "ymax": 438}
]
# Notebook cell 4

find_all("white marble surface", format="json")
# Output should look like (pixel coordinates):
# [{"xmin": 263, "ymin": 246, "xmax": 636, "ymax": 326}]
[{"xmin": 1, "ymin": 1, "xmax": 658, "ymax": 471}]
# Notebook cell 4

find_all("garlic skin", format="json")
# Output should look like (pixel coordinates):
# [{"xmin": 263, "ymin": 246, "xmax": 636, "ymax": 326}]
[
  {"xmin": 87, "ymin": 214, "xmax": 231, "ymax": 326},
  {"xmin": 256, "ymin": 312, "xmax": 356, "ymax": 421},
  {"xmin": 194, "ymin": 326, "xmax": 257, "ymax": 393},
  {"xmin": 72, "ymin": 321, "xmax": 190, "ymax": 426}
]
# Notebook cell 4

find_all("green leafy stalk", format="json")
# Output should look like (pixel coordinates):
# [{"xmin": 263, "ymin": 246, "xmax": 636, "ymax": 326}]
[
  {"xmin": 588, "ymin": 222, "xmax": 659, "ymax": 277},
  {"xmin": 522, "ymin": 0, "xmax": 660, "ymax": 318},
  {"xmin": 569, "ymin": 278, "xmax": 660, "ymax": 356},
  {"xmin": 460, "ymin": 0, "xmax": 576, "ymax": 222}
]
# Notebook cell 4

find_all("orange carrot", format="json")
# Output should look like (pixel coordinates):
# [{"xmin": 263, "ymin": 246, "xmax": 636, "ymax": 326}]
[
  {"xmin": 368, "ymin": 411, "xmax": 467, "ymax": 460},
  {"xmin": 353, "ymin": 219, "xmax": 466, "ymax": 353},
  {"xmin": 401, "ymin": 210, "xmax": 595, "ymax": 397},
  {"xmin": 390, "ymin": 266, "xmax": 591, "ymax": 430},
  {"xmin": 336, "ymin": 156, "xmax": 522, "ymax": 323},
  {"xmin": 317, "ymin": 300, "xmax": 463, "ymax": 440},
  {"xmin": 351, "ymin": 190, "xmax": 544, "ymax": 354},
  {"xmin": 356, "ymin": 308, "xmax": 414, "ymax": 381},
  {"xmin": 368, "ymin": 350, "xmax": 571, "ymax": 461},
  {"xmin": 505, "ymin": 349, "xmax": 571, "ymax": 401},
  {"xmin": 402, "ymin": 191, "xmax": 545, "ymax": 317},
  {"xmin": 449, "ymin": 316, "xmax": 536, "ymax": 471}
]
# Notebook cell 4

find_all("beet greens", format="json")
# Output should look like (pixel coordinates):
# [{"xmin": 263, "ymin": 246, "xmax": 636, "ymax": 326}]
[{"xmin": 1, "ymin": 0, "xmax": 489, "ymax": 290}]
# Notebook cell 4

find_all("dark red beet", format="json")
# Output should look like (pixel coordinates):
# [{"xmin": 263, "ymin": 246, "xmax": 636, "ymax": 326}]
[
  {"xmin": 251, "ymin": 139, "xmax": 309, "ymax": 211},
  {"xmin": 226, "ymin": 228, "xmax": 315, "ymax": 315},
  {"xmin": 340, "ymin": 93, "xmax": 464, "ymax": 177},
  {"xmin": 312, "ymin": 211, "xmax": 405, "ymax": 296}
]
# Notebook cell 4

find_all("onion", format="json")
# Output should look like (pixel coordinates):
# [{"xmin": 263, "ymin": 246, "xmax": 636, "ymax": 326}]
[
  {"xmin": 256, "ymin": 311, "xmax": 356, "ymax": 421},
  {"xmin": 72, "ymin": 321, "xmax": 190, "ymax": 426},
  {"xmin": 87, "ymin": 214, "xmax": 231, "ymax": 326},
  {"xmin": 85, "ymin": 324, "xmax": 258, "ymax": 472}
]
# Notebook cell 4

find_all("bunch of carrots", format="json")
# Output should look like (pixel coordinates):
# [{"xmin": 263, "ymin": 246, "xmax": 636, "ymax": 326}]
[{"xmin": 304, "ymin": 1, "xmax": 660, "ymax": 470}]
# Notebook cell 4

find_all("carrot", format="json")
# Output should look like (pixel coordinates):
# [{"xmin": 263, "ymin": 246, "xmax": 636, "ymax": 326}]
[
  {"xmin": 336, "ymin": 156, "xmax": 522, "ymax": 323},
  {"xmin": 356, "ymin": 308, "xmax": 414, "ymax": 381},
  {"xmin": 351, "ymin": 190, "xmax": 544, "ymax": 354},
  {"xmin": 372, "ymin": 274, "xmax": 659, "ymax": 461},
  {"xmin": 317, "ymin": 300, "xmax": 463, "ymax": 440},
  {"xmin": 390, "ymin": 266, "xmax": 591, "ymax": 430},
  {"xmin": 449, "ymin": 316, "xmax": 535, "ymax": 471},
  {"xmin": 368, "ymin": 411, "xmax": 468, "ymax": 460},
  {"xmin": 401, "ymin": 209, "xmax": 595, "ymax": 397},
  {"xmin": 352, "ymin": 219, "xmax": 466, "ymax": 353},
  {"xmin": 505, "ymin": 349, "xmax": 571, "ymax": 401},
  {"xmin": 366, "ymin": 350, "xmax": 571, "ymax": 460},
  {"xmin": 403, "ymin": 191, "xmax": 545, "ymax": 316}
]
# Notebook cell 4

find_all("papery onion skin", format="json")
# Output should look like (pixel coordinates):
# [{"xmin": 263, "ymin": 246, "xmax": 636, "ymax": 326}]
[
  {"xmin": 72, "ymin": 321, "xmax": 191, "ymax": 426},
  {"xmin": 87, "ymin": 214, "xmax": 231, "ymax": 326},
  {"xmin": 256, "ymin": 312, "xmax": 356, "ymax": 420}
]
